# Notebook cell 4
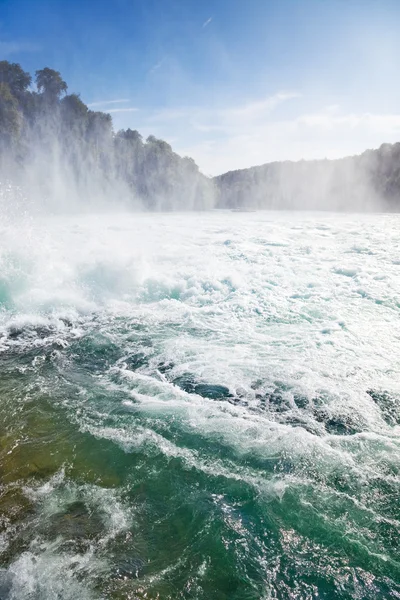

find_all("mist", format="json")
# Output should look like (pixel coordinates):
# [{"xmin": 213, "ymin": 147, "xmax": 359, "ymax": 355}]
[
  {"xmin": 214, "ymin": 144, "xmax": 400, "ymax": 213},
  {"xmin": 2, "ymin": 61, "xmax": 400, "ymax": 215},
  {"xmin": 0, "ymin": 61, "xmax": 217, "ymax": 216}
]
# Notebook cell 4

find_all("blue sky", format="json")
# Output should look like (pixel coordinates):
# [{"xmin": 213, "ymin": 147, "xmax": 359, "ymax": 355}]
[{"xmin": 2, "ymin": 0, "xmax": 400, "ymax": 174}]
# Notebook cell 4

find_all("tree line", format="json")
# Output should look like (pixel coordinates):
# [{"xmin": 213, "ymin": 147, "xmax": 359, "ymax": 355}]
[
  {"xmin": 214, "ymin": 143, "xmax": 400, "ymax": 212},
  {"xmin": 0, "ymin": 61, "xmax": 215, "ymax": 211}
]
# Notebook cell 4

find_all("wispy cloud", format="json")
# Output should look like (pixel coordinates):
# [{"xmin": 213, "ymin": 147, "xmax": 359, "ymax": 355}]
[
  {"xmin": 87, "ymin": 99, "xmax": 129, "ymax": 108},
  {"xmin": 148, "ymin": 58, "xmax": 166, "ymax": 74},
  {"xmin": 224, "ymin": 92, "xmax": 300, "ymax": 119},
  {"xmin": 180, "ymin": 106, "xmax": 400, "ymax": 175},
  {"xmin": 146, "ymin": 91, "xmax": 300, "ymax": 132},
  {"xmin": 107, "ymin": 107, "xmax": 139, "ymax": 113},
  {"xmin": 127, "ymin": 93, "xmax": 400, "ymax": 175},
  {"xmin": 202, "ymin": 17, "xmax": 213, "ymax": 28},
  {"xmin": 0, "ymin": 40, "xmax": 39, "ymax": 56},
  {"xmin": 87, "ymin": 99, "xmax": 138, "ymax": 114}
]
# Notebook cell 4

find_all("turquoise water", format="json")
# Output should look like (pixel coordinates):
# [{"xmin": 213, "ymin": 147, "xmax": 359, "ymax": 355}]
[{"xmin": 0, "ymin": 212, "xmax": 399, "ymax": 599}]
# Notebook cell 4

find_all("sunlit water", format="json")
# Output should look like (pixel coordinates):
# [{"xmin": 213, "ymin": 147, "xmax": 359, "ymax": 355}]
[{"xmin": 0, "ymin": 211, "xmax": 399, "ymax": 599}]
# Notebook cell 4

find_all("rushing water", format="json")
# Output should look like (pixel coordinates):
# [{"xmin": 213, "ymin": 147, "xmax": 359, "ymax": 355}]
[{"xmin": 0, "ymin": 210, "xmax": 399, "ymax": 599}]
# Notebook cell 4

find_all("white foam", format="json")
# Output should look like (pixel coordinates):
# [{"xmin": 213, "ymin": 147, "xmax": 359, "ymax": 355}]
[
  {"xmin": 5, "ymin": 545, "xmax": 102, "ymax": 600},
  {"xmin": 2, "ymin": 211, "xmax": 400, "ymax": 538}
]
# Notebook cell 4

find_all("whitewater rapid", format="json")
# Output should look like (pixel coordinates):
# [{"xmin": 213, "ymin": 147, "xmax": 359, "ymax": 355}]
[{"xmin": 0, "ymin": 211, "xmax": 399, "ymax": 599}]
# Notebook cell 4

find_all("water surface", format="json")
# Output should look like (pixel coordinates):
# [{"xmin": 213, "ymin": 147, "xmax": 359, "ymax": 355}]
[{"xmin": 0, "ymin": 211, "xmax": 399, "ymax": 599}]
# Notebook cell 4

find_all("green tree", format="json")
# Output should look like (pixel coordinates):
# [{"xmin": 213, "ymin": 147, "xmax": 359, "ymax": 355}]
[
  {"xmin": 87, "ymin": 110, "xmax": 112, "ymax": 145},
  {"xmin": 35, "ymin": 68, "xmax": 67, "ymax": 102},
  {"xmin": 146, "ymin": 135, "xmax": 172, "ymax": 153},
  {"xmin": 119, "ymin": 128, "xmax": 142, "ymax": 143},
  {"xmin": 0, "ymin": 82, "xmax": 21, "ymax": 148},
  {"xmin": 0, "ymin": 61, "xmax": 31, "ymax": 98},
  {"xmin": 61, "ymin": 93, "xmax": 88, "ymax": 124}
]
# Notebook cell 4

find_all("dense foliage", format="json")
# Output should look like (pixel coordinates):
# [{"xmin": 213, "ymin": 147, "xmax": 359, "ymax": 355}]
[{"xmin": 0, "ymin": 61, "xmax": 215, "ymax": 210}]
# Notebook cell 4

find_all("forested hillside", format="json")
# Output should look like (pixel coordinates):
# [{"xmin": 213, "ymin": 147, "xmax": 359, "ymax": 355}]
[
  {"xmin": 0, "ymin": 61, "xmax": 215, "ymax": 210},
  {"xmin": 214, "ymin": 143, "xmax": 400, "ymax": 212}
]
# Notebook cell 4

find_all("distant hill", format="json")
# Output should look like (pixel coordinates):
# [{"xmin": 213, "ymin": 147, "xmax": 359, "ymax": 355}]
[{"xmin": 213, "ymin": 143, "xmax": 400, "ymax": 212}]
